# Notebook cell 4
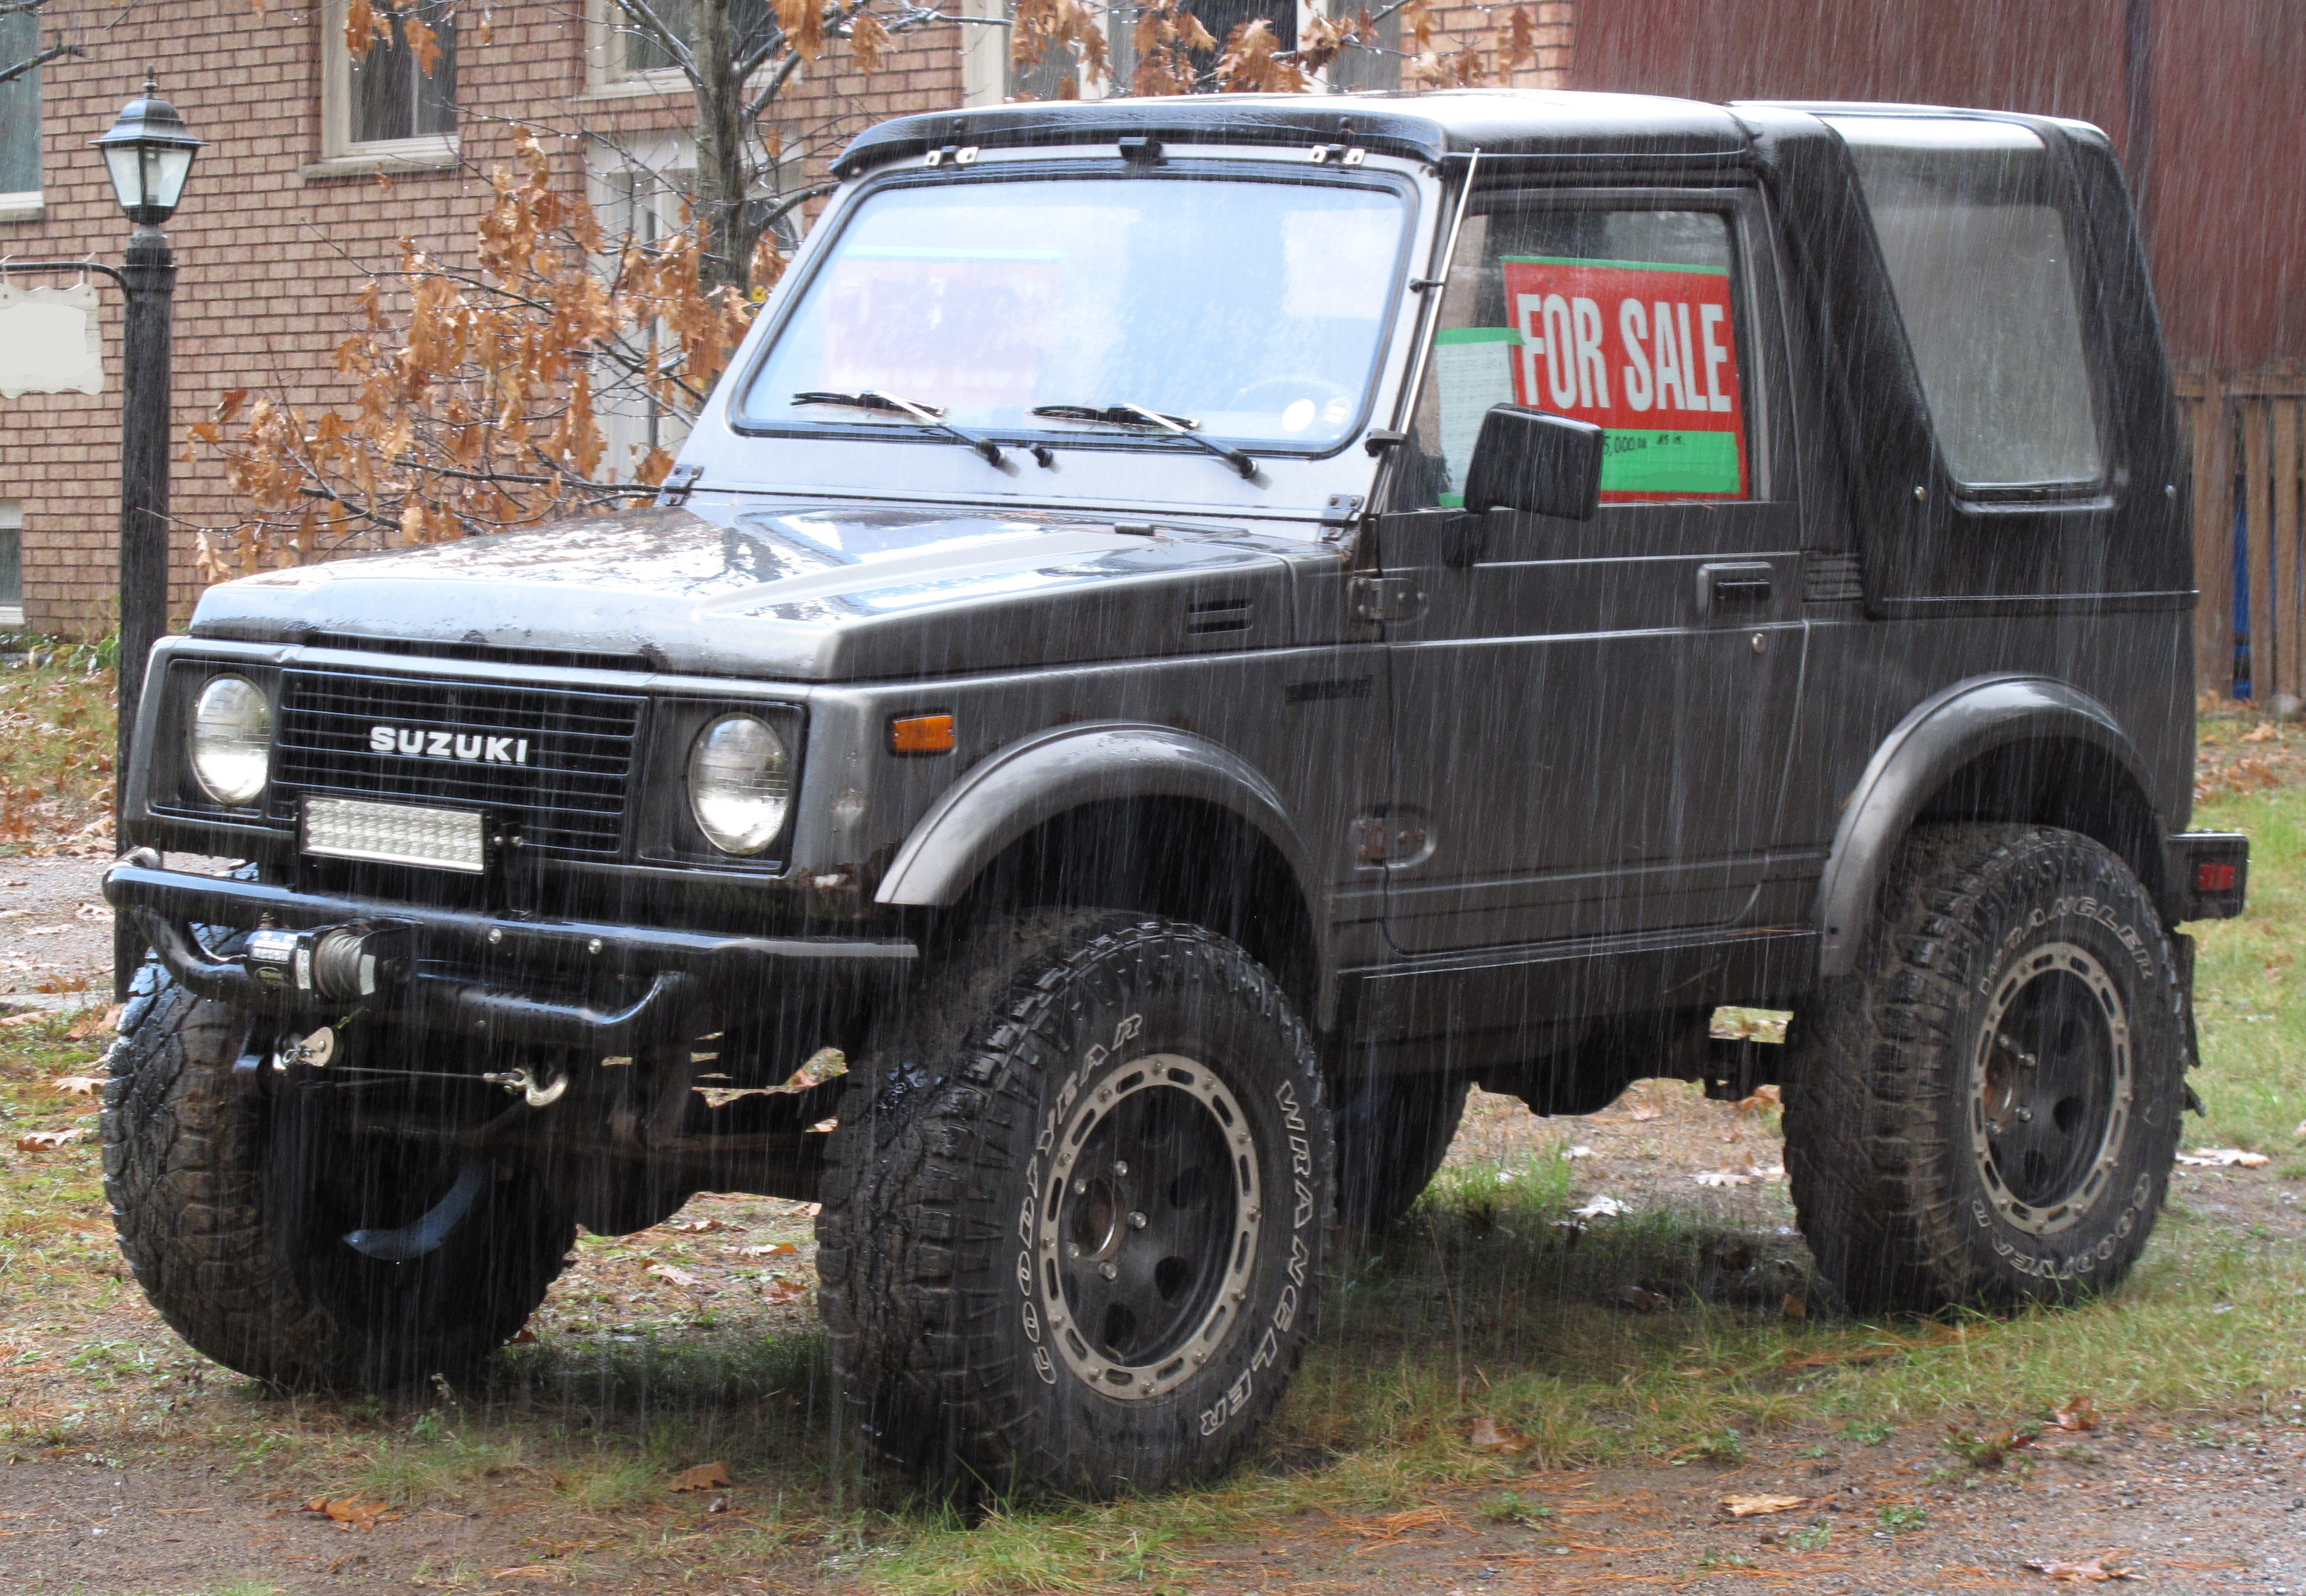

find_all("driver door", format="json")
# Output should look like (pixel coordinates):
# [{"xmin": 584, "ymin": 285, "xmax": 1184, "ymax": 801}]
[{"xmin": 1377, "ymin": 187, "xmax": 1806, "ymax": 956}]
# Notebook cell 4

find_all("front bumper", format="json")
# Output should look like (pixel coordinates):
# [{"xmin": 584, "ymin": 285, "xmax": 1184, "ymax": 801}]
[{"xmin": 104, "ymin": 850, "xmax": 915, "ymax": 1050}]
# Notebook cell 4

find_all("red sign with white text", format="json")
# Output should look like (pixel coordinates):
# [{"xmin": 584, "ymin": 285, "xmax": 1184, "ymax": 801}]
[{"xmin": 1498, "ymin": 256, "xmax": 1746, "ymax": 499}]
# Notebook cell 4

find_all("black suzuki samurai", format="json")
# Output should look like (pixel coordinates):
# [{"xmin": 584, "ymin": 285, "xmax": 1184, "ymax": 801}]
[{"xmin": 105, "ymin": 89, "xmax": 2246, "ymax": 1496}]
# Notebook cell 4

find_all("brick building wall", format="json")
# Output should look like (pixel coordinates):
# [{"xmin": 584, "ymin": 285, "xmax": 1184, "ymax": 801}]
[{"xmin": 0, "ymin": 0, "xmax": 1570, "ymax": 640}]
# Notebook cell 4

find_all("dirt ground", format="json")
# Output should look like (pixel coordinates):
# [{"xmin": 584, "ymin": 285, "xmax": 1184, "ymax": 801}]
[
  {"xmin": 7, "ymin": 856, "xmax": 2305, "ymax": 1592},
  {"xmin": 3, "ymin": 1413, "xmax": 2301, "ymax": 1594}
]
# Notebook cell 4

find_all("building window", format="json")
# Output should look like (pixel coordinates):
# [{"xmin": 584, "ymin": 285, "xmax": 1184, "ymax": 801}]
[
  {"xmin": 0, "ymin": 9, "xmax": 42, "ymax": 216},
  {"xmin": 591, "ymin": 134, "xmax": 799, "ymax": 479},
  {"xmin": 596, "ymin": 0, "xmax": 775, "ymax": 86},
  {"xmin": 322, "ymin": 0, "xmax": 458, "ymax": 166},
  {"xmin": 0, "ymin": 499, "xmax": 23, "ymax": 629}
]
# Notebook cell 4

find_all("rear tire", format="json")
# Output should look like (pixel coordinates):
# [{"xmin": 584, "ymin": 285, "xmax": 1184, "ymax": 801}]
[
  {"xmin": 1332, "ymin": 1071, "xmax": 1468, "ymax": 1238},
  {"xmin": 816, "ymin": 911, "xmax": 1332, "ymax": 1498},
  {"xmin": 103, "ymin": 975, "xmax": 575, "ymax": 1391},
  {"xmin": 1785, "ymin": 824, "xmax": 2187, "ymax": 1313}
]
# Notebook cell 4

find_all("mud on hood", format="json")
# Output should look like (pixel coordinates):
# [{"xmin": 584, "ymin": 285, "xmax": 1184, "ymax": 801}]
[{"xmin": 190, "ymin": 504, "xmax": 1302, "ymax": 680}]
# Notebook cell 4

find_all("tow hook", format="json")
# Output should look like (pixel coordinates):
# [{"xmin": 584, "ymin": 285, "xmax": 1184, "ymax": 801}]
[{"xmin": 483, "ymin": 1065, "xmax": 569, "ymax": 1107}]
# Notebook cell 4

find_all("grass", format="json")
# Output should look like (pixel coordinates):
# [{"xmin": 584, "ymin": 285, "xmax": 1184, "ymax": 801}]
[{"xmin": 4, "ymin": 698, "xmax": 2306, "ymax": 1592}]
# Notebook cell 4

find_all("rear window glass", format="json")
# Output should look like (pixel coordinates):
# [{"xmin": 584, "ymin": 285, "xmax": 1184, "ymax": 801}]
[{"xmin": 1831, "ymin": 117, "xmax": 2103, "ymax": 491}]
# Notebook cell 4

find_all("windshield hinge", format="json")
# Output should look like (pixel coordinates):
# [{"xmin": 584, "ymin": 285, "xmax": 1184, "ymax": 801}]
[
  {"xmin": 1349, "ymin": 574, "xmax": 1425, "ymax": 624},
  {"xmin": 656, "ymin": 463, "xmax": 703, "ymax": 507},
  {"xmin": 1321, "ymin": 494, "xmax": 1366, "ymax": 539}
]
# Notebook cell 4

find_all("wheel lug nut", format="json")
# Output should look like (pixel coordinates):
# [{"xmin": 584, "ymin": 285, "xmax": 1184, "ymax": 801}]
[
  {"xmin": 2014, "ymin": 1106, "xmax": 2033, "ymax": 1122},
  {"xmin": 1071, "ymin": 1178, "xmax": 1088, "ymax": 1196},
  {"xmin": 1127, "ymin": 1211, "xmax": 1147, "ymax": 1230},
  {"xmin": 1098, "ymin": 1262, "xmax": 1118, "ymax": 1281},
  {"xmin": 1112, "ymin": 1160, "xmax": 1129, "ymax": 1177},
  {"xmin": 1066, "ymin": 1242, "xmax": 1081, "ymax": 1259}
]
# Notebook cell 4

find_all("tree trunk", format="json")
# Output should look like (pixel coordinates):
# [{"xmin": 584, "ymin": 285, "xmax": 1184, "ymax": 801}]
[{"xmin": 689, "ymin": 0, "xmax": 761, "ymax": 293}]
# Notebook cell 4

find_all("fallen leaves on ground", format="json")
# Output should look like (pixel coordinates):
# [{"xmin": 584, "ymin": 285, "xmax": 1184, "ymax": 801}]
[
  {"xmin": 304, "ymin": 1496, "xmax": 398, "ymax": 1531},
  {"xmin": 1694, "ymin": 1164, "xmax": 1786, "ymax": 1188},
  {"xmin": 2023, "ymin": 1552, "xmax": 2139, "ymax": 1582},
  {"xmin": 1571, "ymin": 1195, "xmax": 1627, "ymax": 1219},
  {"xmin": 2050, "ymin": 1395, "xmax": 2098, "ymax": 1433},
  {"xmin": 1466, "ymin": 1416, "xmax": 1531, "ymax": 1454},
  {"xmin": 643, "ymin": 1261, "xmax": 709, "ymax": 1292},
  {"xmin": 670, "ymin": 1461, "xmax": 732, "ymax": 1492},
  {"xmin": 735, "ymin": 1241, "xmax": 798, "ymax": 1257},
  {"xmin": 2244, "ymin": 722, "xmax": 2280, "ymax": 743},
  {"xmin": 775, "ymin": 1046, "xmax": 847, "ymax": 1092},
  {"xmin": 14, "ymin": 1128, "xmax": 82, "ymax": 1150},
  {"xmin": 1946, "ymin": 1424, "xmax": 2037, "ymax": 1468},
  {"xmin": 670, "ymin": 1217, "xmax": 727, "ymax": 1234},
  {"xmin": 61, "ymin": 1002, "xmax": 120, "ymax": 1039},
  {"xmin": 1734, "ymin": 1084, "xmax": 1782, "ymax": 1114},
  {"xmin": 1604, "ymin": 1283, "xmax": 1672, "ymax": 1312},
  {"xmin": 1709, "ymin": 1007, "xmax": 1790, "ymax": 1042},
  {"xmin": 46, "ymin": 1074, "xmax": 102, "ymax": 1095},
  {"xmin": 759, "ymin": 1276, "xmax": 809, "ymax": 1305},
  {"xmin": 2177, "ymin": 1148, "xmax": 2270, "ymax": 1167},
  {"xmin": 1721, "ymin": 1493, "xmax": 1806, "ymax": 1517},
  {"xmin": 1630, "ymin": 1105, "xmax": 1662, "ymax": 1122},
  {"xmin": 0, "ymin": 1010, "xmax": 44, "ymax": 1028}
]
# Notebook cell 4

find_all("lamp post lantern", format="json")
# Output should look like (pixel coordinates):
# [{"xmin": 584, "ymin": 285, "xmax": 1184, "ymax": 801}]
[{"xmin": 92, "ymin": 75, "xmax": 202, "ymax": 995}]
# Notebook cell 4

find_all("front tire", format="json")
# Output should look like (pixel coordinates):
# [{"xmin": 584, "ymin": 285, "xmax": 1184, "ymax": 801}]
[
  {"xmin": 103, "ymin": 977, "xmax": 575, "ymax": 1391},
  {"xmin": 1786, "ymin": 824, "xmax": 2188, "ymax": 1313},
  {"xmin": 816, "ymin": 912, "xmax": 1332, "ymax": 1498}
]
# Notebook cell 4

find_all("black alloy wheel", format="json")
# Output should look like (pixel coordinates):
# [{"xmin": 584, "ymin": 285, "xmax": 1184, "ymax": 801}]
[
  {"xmin": 1970, "ymin": 942, "xmax": 2132, "ymax": 1234},
  {"xmin": 1042, "ymin": 1052, "xmax": 1260, "ymax": 1400}
]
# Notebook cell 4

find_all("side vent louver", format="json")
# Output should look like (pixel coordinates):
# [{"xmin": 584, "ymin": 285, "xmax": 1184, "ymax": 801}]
[
  {"xmin": 1186, "ymin": 597, "xmax": 1254, "ymax": 637},
  {"xmin": 1802, "ymin": 552, "xmax": 1865, "ymax": 604}
]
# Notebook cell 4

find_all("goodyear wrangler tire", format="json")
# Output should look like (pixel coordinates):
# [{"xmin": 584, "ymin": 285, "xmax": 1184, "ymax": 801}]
[
  {"xmin": 103, "ymin": 972, "xmax": 575, "ymax": 1392},
  {"xmin": 815, "ymin": 912, "xmax": 1332, "ymax": 1498},
  {"xmin": 1785, "ymin": 824, "xmax": 2188, "ymax": 1315}
]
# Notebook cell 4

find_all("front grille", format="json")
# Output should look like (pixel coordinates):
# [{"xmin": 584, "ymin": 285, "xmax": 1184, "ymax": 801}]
[{"xmin": 270, "ymin": 669, "xmax": 645, "ymax": 859}]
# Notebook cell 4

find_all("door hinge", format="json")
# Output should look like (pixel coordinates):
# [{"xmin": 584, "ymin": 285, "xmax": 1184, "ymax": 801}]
[
  {"xmin": 1349, "ymin": 574, "xmax": 1426, "ymax": 624},
  {"xmin": 656, "ymin": 463, "xmax": 704, "ymax": 507},
  {"xmin": 1320, "ymin": 493, "xmax": 1366, "ymax": 539}
]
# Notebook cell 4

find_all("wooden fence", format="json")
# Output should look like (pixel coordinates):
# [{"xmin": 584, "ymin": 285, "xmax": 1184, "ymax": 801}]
[{"xmin": 2180, "ymin": 363, "xmax": 2306, "ymax": 703}]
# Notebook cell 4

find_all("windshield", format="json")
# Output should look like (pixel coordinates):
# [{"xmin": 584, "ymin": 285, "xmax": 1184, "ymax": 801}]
[{"xmin": 735, "ymin": 174, "xmax": 1410, "ymax": 454}]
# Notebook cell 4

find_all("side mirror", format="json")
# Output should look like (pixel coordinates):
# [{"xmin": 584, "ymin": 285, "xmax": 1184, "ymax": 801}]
[{"xmin": 1461, "ymin": 404, "xmax": 1604, "ymax": 522}]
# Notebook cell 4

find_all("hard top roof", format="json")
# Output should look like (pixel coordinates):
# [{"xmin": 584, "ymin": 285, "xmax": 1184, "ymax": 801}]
[{"xmin": 832, "ymin": 88, "xmax": 1757, "ymax": 177}]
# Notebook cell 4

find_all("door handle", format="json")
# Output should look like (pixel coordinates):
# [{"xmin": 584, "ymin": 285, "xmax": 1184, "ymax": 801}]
[{"xmin": 1696, "ymin": 562, "xmax": 1774, "ymax": 617}]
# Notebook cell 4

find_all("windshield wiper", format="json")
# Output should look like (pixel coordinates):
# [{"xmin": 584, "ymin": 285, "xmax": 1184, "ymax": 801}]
[
  {"xmin": 793, "ymin": 390, "xmax": 1050, "ymax": 468},
  {"xmin": 1030, "ymin": 402, "xmax": 1258, "ymax": 482}
]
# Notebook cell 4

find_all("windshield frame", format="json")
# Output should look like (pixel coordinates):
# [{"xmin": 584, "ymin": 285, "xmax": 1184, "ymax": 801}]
[{"xmin": 722, "ymin": 158, "xmax": 1422, "ymax": 464}]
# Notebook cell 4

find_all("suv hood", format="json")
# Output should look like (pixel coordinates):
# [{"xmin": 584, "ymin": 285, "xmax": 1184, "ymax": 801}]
[{"xmin": 190, "ymin": 503, "xmax": 1309, "ymax": 680}]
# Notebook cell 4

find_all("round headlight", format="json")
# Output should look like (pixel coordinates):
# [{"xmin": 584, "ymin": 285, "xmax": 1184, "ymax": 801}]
[
  {"xmin": 188, "ymin": 675, "xmax": 271, "ymax": 807},
  {"xmin": 686, "ymin": 714, "xmax": 790, "ymax": 856}
]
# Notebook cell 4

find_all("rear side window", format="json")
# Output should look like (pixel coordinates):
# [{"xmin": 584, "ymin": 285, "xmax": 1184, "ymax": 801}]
[{"xmin": 1831, "ymin": 117, "xmax": 2103, "ymax": 492}]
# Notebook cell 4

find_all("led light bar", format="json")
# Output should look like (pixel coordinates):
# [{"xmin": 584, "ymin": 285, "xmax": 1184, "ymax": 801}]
[{"xmin": 302, "ymin": 796, "xmax": 487, "ymax": 873}]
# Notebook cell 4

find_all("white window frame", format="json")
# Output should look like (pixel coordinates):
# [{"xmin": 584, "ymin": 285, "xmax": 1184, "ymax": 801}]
[
  {"xmin": 0, "ymin": 9, "xmax": 42, "ymax": 222},
  {"xmin": 0, "ymin": 498, "xmax": 24, "ymax": 629},
  {"xmin": 589, "ymin": 133, "xmax": 701, "ymax": 483},
  {"xmin": 309, "ymin": 0, "xmax": 460, "ymax": 179},
  {"xmin": 584, "ymin": 0, "xmax": 703, "ymax": 99}
]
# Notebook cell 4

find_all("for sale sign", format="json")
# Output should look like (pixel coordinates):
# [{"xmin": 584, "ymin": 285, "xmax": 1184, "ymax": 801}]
[{"xmin": 1431, "ymin": 256, "xmax": 1745, "ymax": 502}]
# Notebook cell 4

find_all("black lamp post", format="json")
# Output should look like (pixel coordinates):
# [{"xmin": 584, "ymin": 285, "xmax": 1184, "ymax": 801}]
[
  {"xmin": 91, "ymin": 78, "xmax": 201, "ymax": 802},
  {"xmin": 92, "ymin": 76, "xmax": 201, "ymax": 995}
]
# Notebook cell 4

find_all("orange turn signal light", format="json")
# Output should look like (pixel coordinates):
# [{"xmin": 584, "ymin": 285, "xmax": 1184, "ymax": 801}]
[{"xmin": 889, "ymin": 712, "xmax": 956, "ymax": 754}]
